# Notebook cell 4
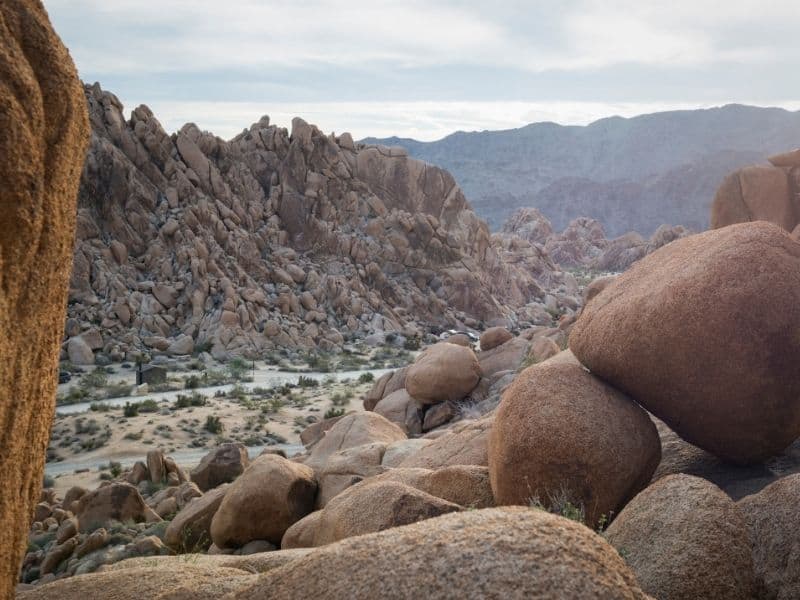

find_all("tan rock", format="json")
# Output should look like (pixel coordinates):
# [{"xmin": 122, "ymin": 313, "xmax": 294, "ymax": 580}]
[
  {"xmin": 479, "ymin": 327, "xmax": 513, "ymax": 351},
  {"xmin": 738, "ymin": 474, "xmax": 800, "ymax": 600},
  {"xmin": 191, "ymin": 443, "xmax": 250, "ymax": 491},
  {"xmin": 489, "ymin": 362, "xmax": 660, "ymax": 527},
  {"xmin": 373, "ymin": 389, "xmax": 421, "ymax": 434},
  {"xmin": 605, "ymin": 474, "xmax": 755, "ymax": 600},
  {"xmin": 234, "ymin": 508, "xmax": 650, "ymax": 599},
  {"xmin": 313, "ymin": 480, "xmax": 462, "ymax": 546},
  {"xmin": 76, "ymin": 483, "xmax": 160, "ymax": 532},
  {"xmin": 528, "ymin": 336, "xmax": 560, "ymax": 363},
  {"xmin": 711, "ymin": 166, "xmax": 796, "ymax": 232},
  {"xmin": 398, "ymin": 417, "xmax": 492, "ymax": 469},
  {"xmin": 281, "ymin": 511, "xmax": 322, "ymax": 549},
  {"xmin": 570, "ymin": 222, "xmax": 800, "ymax": 464},
  {"xmin": 210, "ymin": 454, "xmax": 317, "ymax": 548},
  {"xmin": 406, "ymin": 342, "xmax": 481, "ymax": 405},
  {"xmin": 304, "ymin": 412, "xmax": 405, "ymax": 471}
]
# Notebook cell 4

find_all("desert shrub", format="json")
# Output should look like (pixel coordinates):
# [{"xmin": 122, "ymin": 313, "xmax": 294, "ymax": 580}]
[
  {"xmin": 358, "ymin": 372, "xmax": 375, "ymax": 384},
  {"xmin": 403, "ymin": 337, "xmax": 421, "ymax": 351},
  {"xmin": 227, "ymin": 358, "xmax": 250, "ymax": 381},
  {"xmin": 297, "ymin": 375, "xmax": 318, "ymax": 388},
  {"xmin": 184, "ymin": 375, "xmax": 201, "ymax": 389},
  {"xmin": 173, "ymin": 392, "xmax": 207, "ymax": 409},
  {"xmin": 123, "ymin": 402, "xmax": 139, "ymax": 418},
  {"xmin": 90, "ymin": 402, "xmax": 112, "ymax": 412},
  {"xmin": 324, "ymin": 407, "xmax": 345, "ymax": 419},
  {"xmin": 80, "ymin": 367, "xmax": 108, "ymax": 390},
  {"xmin": 204, "ymin": 415, "xmax": 223, "ymax": 434}
]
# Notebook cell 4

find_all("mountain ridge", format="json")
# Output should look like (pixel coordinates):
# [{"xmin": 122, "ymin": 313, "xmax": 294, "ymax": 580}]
[{"xmin": 365, "ymin": 104, "xmax": 800, "ymax": 235}]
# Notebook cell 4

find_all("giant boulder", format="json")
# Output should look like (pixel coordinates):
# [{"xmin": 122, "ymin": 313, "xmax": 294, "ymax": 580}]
[
  {"xmin": 0, "ymin": 2, "xmax": 89, "ymax": 596},
  {"xmin": 489, "ymin": 362, "xmax": 660, "ymax": 527},
  {"xmin": 570, "ymin": 222, "xmax": 800, "ymax": 464}
]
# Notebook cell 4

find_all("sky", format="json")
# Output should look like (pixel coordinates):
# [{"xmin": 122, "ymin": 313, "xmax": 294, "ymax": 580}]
[{"xmin": 44, "ymin": 0, "xmax": 800, "ymax": 141}]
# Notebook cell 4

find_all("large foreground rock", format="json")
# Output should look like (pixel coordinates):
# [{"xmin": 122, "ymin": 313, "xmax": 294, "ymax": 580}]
[
  {"xmin": 738, "ymin": 474, "xmax": 800, "ymax": 599},
  {"xmin": 405, "ymin": 342, "xmax": 481, "ymax": 404},
  {"xmin": 711, "ymin": 166, "xmax": 796, "ymax": 231},
  {"xmin": 210, "ymin": 455, "xmax": 316, "ymax": 548},
  {"xmin": 232, "ymin": 507, "xmax": 651, "ymax": 599},
  {"xmin": 570, "ymin": 222, "xmax": 800, "ymax": 464},
  {"xmin": 605, "ymin": 474, "xmax": 755, "ymax": 600},
  {"xmin": 0, "ymin": 1, "xmax": 90, "ymax": 596},
  {"xmin": 312, "ymin": 480, "xmax": 461, "ymax": 546},
  {"xmin": 489, "ymin": 362, "xmax": 660, "ymax": 527}
]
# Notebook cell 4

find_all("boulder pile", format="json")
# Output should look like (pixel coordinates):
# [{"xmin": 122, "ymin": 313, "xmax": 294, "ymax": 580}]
[{"xmin": 62, "ymin": 85, "xmax": 582, "ymax": 364}]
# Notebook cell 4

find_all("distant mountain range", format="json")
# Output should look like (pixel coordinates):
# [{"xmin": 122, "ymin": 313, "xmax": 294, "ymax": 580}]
[{"xmin": 365, "ymin": 104, "xmax": 800, "ymax": 236}]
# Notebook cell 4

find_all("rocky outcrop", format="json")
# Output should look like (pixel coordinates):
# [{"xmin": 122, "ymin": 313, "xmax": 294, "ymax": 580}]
[
  {"xmin": 489, "ymin": 362, "xmax": 660, "ymax": 527},
  {"xmin": 191, "ymin": 443, "xmax": 249, "ymax": 492},
  {"xmin": 571, "ymin": 222, "xmax": 800, "ymax": 464},
  {"xmin": 605, "ymin": 475, "xmax": 756, "ymax": 600},
  {"xmin": 64, "ymin": 86, "xmax": 574, "ymax": 361},
  {"xmin": 405, "ymin": 342, "xmax": 481, "ymax": 404},
  {"xmin": 0, "ymin": 2, "xmax": 90, "ymax": 597},
  {"xmin": 500, "ymin": 208, "xmax": 691, "ymax": 272}
]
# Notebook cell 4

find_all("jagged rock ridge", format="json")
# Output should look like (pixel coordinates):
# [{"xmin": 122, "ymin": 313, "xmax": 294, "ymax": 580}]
[{"xmin": 68, "ymin": 84, "xmax": 570, "ymax": 361}]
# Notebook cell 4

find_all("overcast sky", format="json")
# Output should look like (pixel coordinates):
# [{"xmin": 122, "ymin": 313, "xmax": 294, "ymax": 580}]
[{"xmin": 44, "ymin": 0, "xmax": 800, "ymax": 141}]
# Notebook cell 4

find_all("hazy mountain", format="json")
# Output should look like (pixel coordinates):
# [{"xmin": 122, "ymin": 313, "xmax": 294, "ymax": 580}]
[{"xmin": 365, "ymin": 104, "xmax": 800, "ymax": 236}]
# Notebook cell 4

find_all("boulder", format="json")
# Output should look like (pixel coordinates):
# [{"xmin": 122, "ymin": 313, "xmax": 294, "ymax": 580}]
[
  {"xmin": 489, "ymin": 362, "xmax": 660, "ymax": 527},
  {"xmin": 210, "ymin": 454, "xmax": 317, "ymax": 548},
  {"xmin": 372, "ymin": 465, "xmax": 494, "ymax": 509},
  {"xmin": 768, "ymin": 148, "xmax": 800, "ymax": 168},
  {"xmin": 398, "ymin": 417, "xmax": 492, "ymax": 469},
  {"xmin": 711, "ymin": 166, "xmax": 796, "ymax": 231},
  {"xmin": 191, "ymin": 443, "xmax": 249, "ymax": 491},
  {"xmin": 583, "ymin": 275, "xmax": 616, "ymax": 306},
  {"xmin": 281, "ymin": 511, "xmax": 322, "ymax": 549},
  {"xmin": 528, "ymin": 336, "xmax": 560, "ymax": 363},
  {"xmin": 167, "ymin": 334, "xmax": 194, "ymax": 356},
  {"xmin": 304, "ymin": 412, "xmax": 405, "ymax": 471},
  {"xmin": 381, "ymin": 438, "xmax": 431, "ymax": 467},
  {"xmin": 312, "ymin": 480, "xmax": 462, "ymax": 546},
  {"xmin": 146, "ymin": 449, "xmax": 165, "ymax": 484},
  {"xmin": 738, "ymin": 474, "xmax": 800, "ymax": 599},
  {"xmin": 16, "ymin": 564, "xmax": 254, "ymax": 599},
  {"xmin": 299, "ymin": 415, "xmax": 344, "ymax": 448},
  {"xmin": 570, "ymin": 222, "xmax": 800, "ymax": 464},
  {"xmin": 76, "ymin": 483, "xmax": 160, "ymax": 532},
  {"xmin": 67, "ymin": 336, "xmax": 94, "ymax": 365},
  {"xmin": 164, "ymin": 483, "xmax": 229, "ymax": 551},
  {"xmin": 406, "ymin": 342, "xmax": 481, "ymax": 405},
  {"xmin": 233, "ymin": 508, "xmax": 651, "ymax": 599},
  {"xmin": 477, "ymin": 336, "xmax": 530, "ymax": 379},
  {"xmin": 373, "ymin": 389, "xmax": 421, "ymax": 434},
  {"xmin": 479, "ymin": 327, "xmax": 513, "ymax": 351},
  {"xmin": 605, "ymin": 474, "xmax": 755, "ymax": 600},
  {"xmin": 315, "ymin": 442, "xmax": 386, "ymax": 507}
]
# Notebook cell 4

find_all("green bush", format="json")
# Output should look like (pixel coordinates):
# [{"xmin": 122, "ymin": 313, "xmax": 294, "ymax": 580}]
[
  {"xmin": 297, "ymin": 375, "xmax": 319, "ymax": 388},
  {"xmin": 324, "ymin": 407, "xmax": 345, "ymax": 419},
  {"xmin": 123, "ymin": 402, "xmax": 139, "ymax": 418},
  {"xmin": 184, "ymin": 375, "xmax": 201, "ymax": 389},
  {"xmin": 173, "ymin": 392, "xmax": 207, "ymax": 409},
  {"xmin": 227, "ymin": 358, "xmax": 250, "ymax": 381},
  {"xmin": 90, "ymin": 402, "xmax": 112, "ymax": 412},
  {"xmin": 358, "ymin": 372, "xmax": 375, "ymax": 384},
  {"xmin": 204, "ymin": 415, "xmax": 224, "ymax": 434}
]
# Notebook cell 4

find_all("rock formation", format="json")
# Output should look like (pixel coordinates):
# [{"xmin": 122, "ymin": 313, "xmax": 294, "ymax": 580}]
[
  {"xmin": 0, "ymin": 2, "xmax": 90, "ymax": 598},
  {"xmin": 65, "ymin": 87, "xmax": 574, "ymax": 362},
  {"xmin": 500, "ymin": 207, "xmax": 691, "ymax": 272},
  {"xmin": 570, "ymin": 222, "xmax": 800, "ymax": 464}
]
